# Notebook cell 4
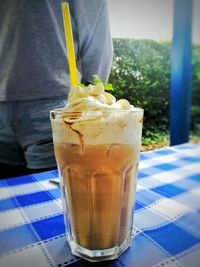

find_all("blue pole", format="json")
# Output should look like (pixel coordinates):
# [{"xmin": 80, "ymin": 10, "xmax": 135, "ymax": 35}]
[{"xmin": 170, "ymin": 0, "xmax": 193, "ymax": 146}]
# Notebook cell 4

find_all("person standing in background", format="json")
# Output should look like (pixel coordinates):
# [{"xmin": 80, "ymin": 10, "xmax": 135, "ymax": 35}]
[{"xmin": 0, "ymin": 0, "xmax": 113, "ymax": 178}]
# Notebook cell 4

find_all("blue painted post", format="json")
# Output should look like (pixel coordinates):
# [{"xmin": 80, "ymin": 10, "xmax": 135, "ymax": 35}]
[{"xmin": 170, "ymin": 0, "xmax": 193, "ymax": 145}]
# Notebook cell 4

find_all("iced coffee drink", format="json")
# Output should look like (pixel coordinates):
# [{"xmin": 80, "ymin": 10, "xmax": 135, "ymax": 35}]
[{"xmin": 50, "ymin": 81, "xmax": 143, "ymax": 261}]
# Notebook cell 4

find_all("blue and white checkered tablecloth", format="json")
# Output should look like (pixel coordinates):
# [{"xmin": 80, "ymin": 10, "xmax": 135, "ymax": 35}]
[{"xmin": 0, "ymin": 143, "xmax": 200, "ymax": 267}]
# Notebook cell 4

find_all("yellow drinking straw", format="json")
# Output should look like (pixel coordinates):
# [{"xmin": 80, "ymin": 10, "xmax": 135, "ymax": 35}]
[{"xmin": 62, "ymin": 2, "xmax": 78, "ymax": 87}]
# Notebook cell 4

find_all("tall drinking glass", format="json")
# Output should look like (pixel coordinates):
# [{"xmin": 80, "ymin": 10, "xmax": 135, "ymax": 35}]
[{"xmin": 50, "ymin": 108, "xmax": 143, "ymax": 262}]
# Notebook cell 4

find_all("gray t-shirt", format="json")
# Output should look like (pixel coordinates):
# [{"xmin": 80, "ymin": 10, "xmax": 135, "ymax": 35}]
[{"xmin": 0, "ymin": 0, "xmax": 113, "ymax": 101}]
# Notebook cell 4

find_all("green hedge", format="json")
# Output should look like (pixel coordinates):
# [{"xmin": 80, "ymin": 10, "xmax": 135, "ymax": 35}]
[
  {"xmin": 192, "ymin": 44, "xmax": 200, "ymax": 135},
  {"xmin": 109, "ymin": 38, "xmax": 200, "ymax": 139}
]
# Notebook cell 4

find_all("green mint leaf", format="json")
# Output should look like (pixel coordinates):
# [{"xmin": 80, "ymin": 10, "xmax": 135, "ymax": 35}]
[
  {"xmin": 104, "ymin": 83, "xmax": 114, "ymax": 91},
  {"xmin": 92, "ymin": 74, "xmax": 115, "ymax": 91},
  {"xmin": 92, "ymin": 74, "xmax": 102, "ymax": 85}
]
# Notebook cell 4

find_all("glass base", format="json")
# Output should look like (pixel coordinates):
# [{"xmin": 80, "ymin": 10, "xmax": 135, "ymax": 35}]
[{"xmin": 67, "ymin": 235, "xmax": 132, "ymax": 262}]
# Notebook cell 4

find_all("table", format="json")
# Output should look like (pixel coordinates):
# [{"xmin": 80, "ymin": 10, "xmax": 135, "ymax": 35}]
[{"xmin": 0, "ymin": 143, "xmax": 200, "ymax": 267}]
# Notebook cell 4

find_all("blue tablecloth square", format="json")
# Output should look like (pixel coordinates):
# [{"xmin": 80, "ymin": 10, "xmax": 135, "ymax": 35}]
[
  {"xmin": 180, "ymin": 156, "xmax": 200, "ymax": 163},
  {"xmin": 151, "ymin": 184, "xmax": 186, "ymax": 198},
  {"xmin": 33, "ymin": 170, "xmax": 57, "ymax": 181},
  {"xmin": 6, "ymin": 175, "xmax": 36, "ymax": 186},
  {"xmin": 137, "ymin": 172, "xmax": 148, "ymax": 179},
  {"xmin": 140, "ymin": 152, "xmax": 158, "ymax": 160},
  {"xmin": 0, "ymin": 180, "xmax": 8, "ymax": 188},
  {"xmin": 140, "ymin": 154, "xmax": 149, "ymax": 160},
  {"xmin": 144, "ymin": 222, "xmax": 199, "ymax": 255},
  {"xmin": 135, "ymin": 202, "xmax": 144, "ymax": 210},
  {"xmin": 153, "ymin": 149, "xmax": 176, "ymax": 156},
  {"xmin": 175, "ymin": 144, "xmax": 199, "ymax": 150},
  {"xmin": 52, "ymin": 169, "xmax": 58, "ymax": 176},
  {"xmin": 0, "ymin": 224, "xmax": 39, "ymax": 254},
  {"xmin": 139, "ymin": 166, "xmax": 167, "ymax": 176},
  {"xmin": 188, "ymin": 174, "xmax": 200, "ymax": 182},
  {"xmin": 0, "ymin": 197, "xmax": 19, "ymax": 212},
  {"xmin": 32, "ymin": 214, "xmax": 65, "ymax": 240},
  {"xmin": 136, "ymin": 188, "xmax": 162, "ymax": 207},
  {"xmin": 48, "ymin": 188, "xmax": 61, "ymax": 199},
  {"xmin": 16, "ymin": 190, "xmax": 55, "ymax": 207},
  {"xmin": 155, "ymin": 163, "xmax": 178, "ymax": 171}
]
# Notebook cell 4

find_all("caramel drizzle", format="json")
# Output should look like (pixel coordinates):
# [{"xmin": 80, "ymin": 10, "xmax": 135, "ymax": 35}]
[{"xmin": 62, "ymin": 118, "xmax": 85, "ymax": 154}]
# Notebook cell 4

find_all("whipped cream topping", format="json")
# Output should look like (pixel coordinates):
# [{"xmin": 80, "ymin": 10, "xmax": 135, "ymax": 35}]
[
  {"xmin": 51, "ymin": 82, "xmax": 143, "ymax": 145},
  {"xmin": 65, "ymin": 82, "xmax": 133, "ymax": 111},
  {"xmin": 61, "ymin": 82, "xmax": 135, "ymax": 124}
]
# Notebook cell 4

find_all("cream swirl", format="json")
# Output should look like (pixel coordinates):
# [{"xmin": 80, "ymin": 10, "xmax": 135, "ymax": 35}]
[{"xmin": 64, "ymin": 82, "xmax": 133, "ymax": 112}]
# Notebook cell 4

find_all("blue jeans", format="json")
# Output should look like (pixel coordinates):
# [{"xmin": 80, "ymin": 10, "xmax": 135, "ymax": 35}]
[{"xmin": 0, "ymin": 98, "xmax": 67, "ymax": 169}]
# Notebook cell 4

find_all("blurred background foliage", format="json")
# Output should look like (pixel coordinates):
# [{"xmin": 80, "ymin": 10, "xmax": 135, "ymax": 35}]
[{"xmin": 109, "ymin": 38, "xmax": 200, "ymax": 149}]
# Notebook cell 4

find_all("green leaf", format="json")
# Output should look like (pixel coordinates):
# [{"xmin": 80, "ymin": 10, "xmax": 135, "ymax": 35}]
[
  {"xmin": 92, "ymin": 75, "xmax": 115, "ymax": 91},
  {"xmin": 92, "ymin": 74, "xmax": 101, "ymax": 85},
  {"xmin": 104, "ymin": 83, "xmax": 114, "ymax": 91}
]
